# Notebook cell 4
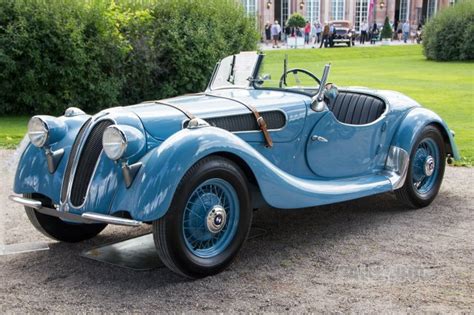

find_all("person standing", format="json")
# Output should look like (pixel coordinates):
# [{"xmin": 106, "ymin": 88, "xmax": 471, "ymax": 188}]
[
  {"xmin": 402, "ymin": 20, "xmax": 410, "ymax": 43},
  {"xmin": 271, "ymin": 20, "xmax": 281, "ymax": 48},
  {"xmin": 370, "ymin": 22, "xmax": 379, "ymax": 44},
  {"xmin": 264, "ymin": 21, "xmax": 271, "ymax": 45},
  {"xmin": 397, "ymin": 21, "xmax": 403, "ymax": 40},
  {"xmin": 315, "ymin": 22, "xmax": 322, "ymax": 44},
  {"xmin": 304, "ymin": 21, "xmax": 311, "ymax": 45},
  {"xmin": 329, "ymin": 23, "xmax": 336, "ymax": 47},
  {"xmin": 360, "ymin": 19, "xmax": 368, "ymax": 44},
  {"xmin": 320, "ymin": 23, "xmax": 330, "ymax": 48}
]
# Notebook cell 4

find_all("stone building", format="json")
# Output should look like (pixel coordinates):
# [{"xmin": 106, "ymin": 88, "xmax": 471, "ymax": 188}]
[{"xmin": 239, "ymin": 0, "xmax": 459, "ymax": 32}]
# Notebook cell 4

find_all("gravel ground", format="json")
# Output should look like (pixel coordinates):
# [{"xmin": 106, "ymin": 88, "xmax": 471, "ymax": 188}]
[{"xmin": 1, "ymin": 148, "xmax": 473, "ymax": 313}]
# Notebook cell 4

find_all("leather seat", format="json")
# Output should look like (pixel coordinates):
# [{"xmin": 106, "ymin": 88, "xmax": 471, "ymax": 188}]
[{"xmin": 326, "ymin": 92, "xmax": 386, "ymax": 125}]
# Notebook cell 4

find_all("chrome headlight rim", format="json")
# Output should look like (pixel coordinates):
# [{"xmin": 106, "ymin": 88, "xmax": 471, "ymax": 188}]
[
  {"xmin": 27, "ymin": 116, "xmax": 49, "ymax": 148},
  {"xmin": 102, "ymin": 125, "xmax": 128, "ymax": 161}
]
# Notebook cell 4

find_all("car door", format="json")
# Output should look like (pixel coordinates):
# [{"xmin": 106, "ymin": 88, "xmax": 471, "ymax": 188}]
[{"xmin": 305, "ymin": 92, "xmax": 388, "ymax": 178}]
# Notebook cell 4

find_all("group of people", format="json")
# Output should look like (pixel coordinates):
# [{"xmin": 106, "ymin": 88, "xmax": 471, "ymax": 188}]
[
  {"xmin": 264, "ymin": 20, "xmax": 377, "ymax": 48},
  {"xmin": 264, "ymin": 20, "xmax": 337, "ymax": 48},
  {"xmin": 264, "ymin": 19, "xmax": 422, "ymax": 48},
  {"xmin": 393, "ymin": 20, "xmax": 423, "ymax": 43}
]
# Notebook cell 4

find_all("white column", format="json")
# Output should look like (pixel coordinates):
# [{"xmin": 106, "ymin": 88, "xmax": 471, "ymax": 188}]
[
  {"xmin": 325, "ymin": 0, "xmax": 330, "ymax": 21},
  {"xmin": 348, "ymin": 0, "xmax": 354, "ymax": 25}
]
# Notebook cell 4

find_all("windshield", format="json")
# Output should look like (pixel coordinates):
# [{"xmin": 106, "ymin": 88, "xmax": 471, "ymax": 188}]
[{"xmin": 209, "ymin": 52, "xmax": 260, "ymax": 90}]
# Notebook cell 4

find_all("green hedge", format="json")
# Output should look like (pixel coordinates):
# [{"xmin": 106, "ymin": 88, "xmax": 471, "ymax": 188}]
[
  {"xmin": 0, "ymin": 0, "xmax": 258, "ymax": 115},
  {"xmin": 422, "ymin": 0, "xmax": 474, "ymax": 61}
]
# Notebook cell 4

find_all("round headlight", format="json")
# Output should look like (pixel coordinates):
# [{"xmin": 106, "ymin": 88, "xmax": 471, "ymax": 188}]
[
  {"xmin": 103, "ymin": 126, "xmax": 127, "ymax": 161},
  {"xmin": 28, "ymin": 117, "xmax": 49, "ymax": 148}
]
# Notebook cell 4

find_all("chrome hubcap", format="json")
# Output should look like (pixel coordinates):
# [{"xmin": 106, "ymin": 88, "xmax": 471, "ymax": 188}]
[
  {"xmin": 206, "ymin": 205, "xmax": 227, "ymax": 233},
  {"xmin": 424, "ymin": 156, "xmax": 435, "ymax": 177}
]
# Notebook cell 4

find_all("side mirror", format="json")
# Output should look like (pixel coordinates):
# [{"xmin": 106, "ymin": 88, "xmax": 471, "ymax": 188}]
[{"xmin": 261, "ymin": 73, "xmax": 272, "ymax": 80}]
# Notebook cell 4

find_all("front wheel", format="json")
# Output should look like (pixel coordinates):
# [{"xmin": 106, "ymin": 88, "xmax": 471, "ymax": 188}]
[
  {"xmin": 153, "ymin": 156, "xmax": 252, "ymax": 278},
  {"xmin": 24, "ymin": 193, "xmax": 107, "ymax": 242},
  {"xmin": 395, "ymin": 126, "xmax": 446, "ymax": 208}
]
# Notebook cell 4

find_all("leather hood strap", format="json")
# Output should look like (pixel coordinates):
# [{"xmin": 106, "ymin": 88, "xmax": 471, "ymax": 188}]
[{"xmin": 201, "ymin": 93, "xmax": 273, "ymax": 148}]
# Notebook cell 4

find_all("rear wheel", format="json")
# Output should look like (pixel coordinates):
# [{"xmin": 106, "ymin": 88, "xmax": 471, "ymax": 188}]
[
  {"xmin": 24, "ymin": 193, "xmax": 107, "ymax": 242},
  {"xmin": 395, "ymin": 126, "xmax": 446, "ymax": 208},
  {"xmin": 153, "ymin": 156, "xmax": 252, "ymax": 278}
]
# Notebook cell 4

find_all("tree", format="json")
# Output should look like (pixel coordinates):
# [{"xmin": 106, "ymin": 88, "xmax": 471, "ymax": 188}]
[
  {"xmin": 286, "ymin": 13, "xmax": 306, "ymax": 48},
  {"xmin": 381, "ymin": 16, "xmax": 393, "ymax": 39}
]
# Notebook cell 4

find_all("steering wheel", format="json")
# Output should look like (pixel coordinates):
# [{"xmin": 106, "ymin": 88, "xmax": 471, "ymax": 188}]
[{"xmin": 279, "ymin": 68, "xmax": 321, "ymax": 88}]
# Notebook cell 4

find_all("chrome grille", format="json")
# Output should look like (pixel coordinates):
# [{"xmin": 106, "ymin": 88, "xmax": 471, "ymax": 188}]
[
  {"xmin": 60, "ymin": 118, "xmax": 91, "ymax": 203},
  {"xmin": 69, "ymin": 120, "xmax": 113, "ymax": 207}
]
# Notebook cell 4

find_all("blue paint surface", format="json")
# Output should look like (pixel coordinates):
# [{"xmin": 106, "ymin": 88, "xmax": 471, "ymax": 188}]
[{"xmin": 13, "ymin": 86, "xmax": 459, "ymax": 222}]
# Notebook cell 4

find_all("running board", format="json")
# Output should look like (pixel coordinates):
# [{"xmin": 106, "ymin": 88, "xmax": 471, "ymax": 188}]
[{"xmin": 8, "ymin": 195, "xmax": 142, "ymax": 227}]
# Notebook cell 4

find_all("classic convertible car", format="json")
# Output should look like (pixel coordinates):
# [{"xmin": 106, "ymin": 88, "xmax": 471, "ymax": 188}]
[{"xmin": 10, "ymin": 52, "xmax": 458, "ymax": 278}]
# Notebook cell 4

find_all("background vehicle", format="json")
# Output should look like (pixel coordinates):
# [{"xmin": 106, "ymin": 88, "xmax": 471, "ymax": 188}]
[
  {"xmin": 10, "ymin": 52, "xmax": 459, "ymax": 278},
  {"xmin": 329, "ymin": 20, "xmax": 355, "ymax": 47}
]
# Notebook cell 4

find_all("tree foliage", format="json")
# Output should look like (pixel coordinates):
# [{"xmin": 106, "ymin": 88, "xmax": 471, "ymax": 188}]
[
  {"xmin": 422, "ymin": 0, "xmax": 474, "ymax": 61},
  {"xmin": 0, "ymin": 0, "xmax": 258, "ymax": 115},
  {"xmin": 381, "ymin": 16, "xmax": 393, "ymax": 39},
  {"xmin": 287, "ymin": 13, "xmax": 306, "ymax": 28}
]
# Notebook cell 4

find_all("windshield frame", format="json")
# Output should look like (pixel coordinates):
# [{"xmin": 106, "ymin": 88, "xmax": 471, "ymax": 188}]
[{"xmin": 207, "ymin": 52, "xmax": 264, "ymax": 91}]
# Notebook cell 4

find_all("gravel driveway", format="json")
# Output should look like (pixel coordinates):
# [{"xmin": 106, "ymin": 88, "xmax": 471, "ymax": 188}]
[{"xmin": 1, "ymin": 149, "xmax": 472, "ymax": 313}]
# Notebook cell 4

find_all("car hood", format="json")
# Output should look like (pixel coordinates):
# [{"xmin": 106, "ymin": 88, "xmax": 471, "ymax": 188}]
[{"xmin": 125, "ymin": 89, "xmax": 310, "ymax": 140}]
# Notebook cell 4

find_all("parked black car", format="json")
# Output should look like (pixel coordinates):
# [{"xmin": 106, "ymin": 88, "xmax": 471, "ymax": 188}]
[{"xmin": 330, "ymin": 20, "xmax": 355, "ymax": 47}]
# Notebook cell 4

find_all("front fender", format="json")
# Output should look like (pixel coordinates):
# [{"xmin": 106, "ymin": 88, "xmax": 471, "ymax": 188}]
[
  {"xmin": 391, "ymin": 107, "xmax": 460, "ymax": 160},
  {"xmin": 112, "ymin": 126, "xmax": 393, "ymax": 222},
  {"xmin": 13, "ymin": 115, "xmax": 90, "ymax": 204}
]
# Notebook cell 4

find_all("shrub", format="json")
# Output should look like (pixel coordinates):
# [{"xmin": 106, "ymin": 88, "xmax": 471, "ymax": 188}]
[
  {"xmin": 423, "ymin": 0, "xmax": 474, "ymax": 61},
  {"xmin": 381, "ymin": 16, "xmax": 393, "ymax": 39},
  {"xmin": 0, "ymin": 0, "xmax": 127, "ymax": 115},
  {"xmin": 120, "ymin": 0, "xmax": 259, "ymax": 105},
  {"xmin": 0, "ymin": 0, "xmax": 259, "ymax": 115}
]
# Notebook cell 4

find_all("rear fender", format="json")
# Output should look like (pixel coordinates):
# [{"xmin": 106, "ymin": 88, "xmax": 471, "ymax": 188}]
[{"xmin": 390, "ymin": 107, "xmax": 460, "ymax": 160}]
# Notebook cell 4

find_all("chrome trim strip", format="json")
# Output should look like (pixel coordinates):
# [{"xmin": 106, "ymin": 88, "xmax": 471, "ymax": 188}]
[
  {"xmin": 9, "ymin": 195, "xmax": 142, "ymax": 227},
  {"xmin": 81, "ymin": 213, "xmax": 142, "ymax": 227},
  {"xmin": 9, "ymin": 195, "xmax": 42, "ymax": 209},
  {"xmin": 383, "ymin": 146, "xmax": 410, "ymax": 190}
]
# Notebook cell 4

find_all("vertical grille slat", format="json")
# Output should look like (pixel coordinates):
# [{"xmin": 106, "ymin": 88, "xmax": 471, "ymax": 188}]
[
  {"xmin": 69, "ymin": 120, "xmax": 113, "ymax": 207},
  {"xmin": 61, "ymin": 118, "xmax": 91, "ymax": 203}
]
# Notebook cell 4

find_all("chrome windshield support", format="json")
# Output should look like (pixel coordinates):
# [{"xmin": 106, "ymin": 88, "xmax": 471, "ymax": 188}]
[{"xmin": 311, "ymin": 64, "xmax": 331, "ymax": 112}]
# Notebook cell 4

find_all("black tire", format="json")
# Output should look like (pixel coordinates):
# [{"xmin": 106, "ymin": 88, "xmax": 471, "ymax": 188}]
[
  {"xmin": 153, "ymin": 156, "xmax": 252, "ymax": 278},
  {"xmin": 24, "ymin": 193, "xmax": 107, "ymax": 242},
  {"xmin": 395, "ymin": 126, "xmax": 446, "ymax": 208}
]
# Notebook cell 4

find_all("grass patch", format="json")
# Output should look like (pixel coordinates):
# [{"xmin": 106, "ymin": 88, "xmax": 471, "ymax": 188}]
[
  {"xmin": 0, "ymin": 116, "xmax": 28, "ymax": 149},
  {"xmin": 0, "ymin": 46, "xmax": 472, "ymax": 165}
]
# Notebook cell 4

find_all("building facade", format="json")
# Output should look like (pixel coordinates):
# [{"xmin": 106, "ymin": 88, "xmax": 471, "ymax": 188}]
[{"xmin": 240, "ymin": 0, "xmax": 458, "ymax": 32}]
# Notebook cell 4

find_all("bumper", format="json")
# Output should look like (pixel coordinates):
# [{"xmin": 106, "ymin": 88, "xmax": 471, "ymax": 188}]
[
  {"xmin": 333, "ymin": 38, "xmax": 351, "ymax": 43},
  {"xmin": 9, "ymin": 195, "xmax": 142, "ymax": 227}
]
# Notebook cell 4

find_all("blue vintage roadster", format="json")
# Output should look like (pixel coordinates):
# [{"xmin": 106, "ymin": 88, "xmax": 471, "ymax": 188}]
[{"xmin": 10, "ymin": 52, "xmax": 459, "ymax": 278}]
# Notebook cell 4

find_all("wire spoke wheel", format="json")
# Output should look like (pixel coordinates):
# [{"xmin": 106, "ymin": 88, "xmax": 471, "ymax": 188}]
[
  {"xmin": 153, "ymin": 156, "xmax": 252, "ymax": 278},
  {"xmin": 395, "ymin": 126, "xmax": 446, "ymax": 209},
  {"xmin": 411, "ymin": 138, "xmax": 440, "ymax": 196},
  {"xmin": 182, "ymin": 178, "xmax": 240, "ymax": 258}
]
